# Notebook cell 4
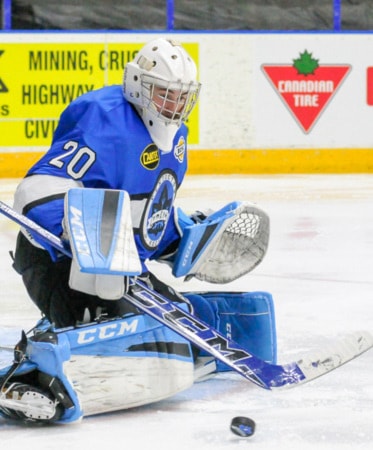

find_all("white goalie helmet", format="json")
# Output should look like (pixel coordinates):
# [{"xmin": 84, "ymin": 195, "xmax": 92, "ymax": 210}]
[{"xmin": 123, "ymin": 38, "xmax": 201, "ymax": 152}]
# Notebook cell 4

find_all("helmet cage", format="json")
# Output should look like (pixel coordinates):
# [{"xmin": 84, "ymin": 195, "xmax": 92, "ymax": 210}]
[{"xmin": 141, "ymin": 74, "xmax": 200, "ymax": 126}]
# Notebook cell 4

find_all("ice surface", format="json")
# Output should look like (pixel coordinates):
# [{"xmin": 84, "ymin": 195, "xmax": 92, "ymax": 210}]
[{"xmin": 0, "ymin": 175, "xmax": 372, "ymax": 449}]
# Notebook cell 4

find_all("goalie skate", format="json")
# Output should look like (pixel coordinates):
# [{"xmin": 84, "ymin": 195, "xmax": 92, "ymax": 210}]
[{"xmin": 0, "ymin": 382, "xmax": 63, "ymax": 423}]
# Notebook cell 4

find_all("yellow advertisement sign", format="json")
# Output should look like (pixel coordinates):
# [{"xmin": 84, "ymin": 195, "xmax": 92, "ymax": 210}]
[{"xmin": 0, "ymin": 42, "xmax": 199, "ymax": 146}]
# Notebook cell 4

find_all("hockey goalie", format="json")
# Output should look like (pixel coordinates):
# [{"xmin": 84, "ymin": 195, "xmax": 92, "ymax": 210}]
[{"xmin": 0, "ymin": 38, "xmax": 277, "ymax": 424}]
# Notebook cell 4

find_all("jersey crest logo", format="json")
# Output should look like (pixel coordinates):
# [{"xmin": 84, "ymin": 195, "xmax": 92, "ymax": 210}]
[
  {"xmin": 141, "ymin": 170, "xmax": 177, "ymax": 250},
  {"xmin": 174, "ymin": 136, "xmax": 186, "ymax": 163},
  {"xmin": 140, "ymin": 144, "xmax": 160, "ymax": 170}
]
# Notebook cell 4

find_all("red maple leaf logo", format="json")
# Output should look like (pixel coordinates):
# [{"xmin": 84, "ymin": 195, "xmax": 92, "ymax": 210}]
[{"xmin": 262, "ymin": 51, "xmax": 351, "ymax": 133}]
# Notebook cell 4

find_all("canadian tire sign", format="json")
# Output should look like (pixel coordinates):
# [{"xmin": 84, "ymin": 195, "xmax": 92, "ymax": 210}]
[{"xmin": 262, "ymin": 51, "xmax": 351, "ymax": 133}]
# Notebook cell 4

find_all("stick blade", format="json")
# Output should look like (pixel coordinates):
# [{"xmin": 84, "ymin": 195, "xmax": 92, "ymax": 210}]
[{"xmin": 285, "ymin": 330, "xmax": 373, "ymax": 388}]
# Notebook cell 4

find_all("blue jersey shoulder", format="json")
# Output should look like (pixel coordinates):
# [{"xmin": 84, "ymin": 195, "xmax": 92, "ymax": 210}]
[{"xmin": 52, "ymin": 85, "xmax": 136, "ymax": 143}]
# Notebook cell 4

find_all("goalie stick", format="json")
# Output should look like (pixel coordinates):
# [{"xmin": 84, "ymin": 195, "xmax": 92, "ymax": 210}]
[
  {"xmin": 0, "ymin": 200, "xmax": 372, "ymax": 390},
  {"xmin": 125, "ymin": 281, "xmax": 372, "ymax": 389}
]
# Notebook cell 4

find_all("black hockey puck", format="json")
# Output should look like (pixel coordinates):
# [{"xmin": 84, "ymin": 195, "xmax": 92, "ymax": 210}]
[{"xmin": 230, "ymin": 416, "xmax": 256, "ymax": 437}]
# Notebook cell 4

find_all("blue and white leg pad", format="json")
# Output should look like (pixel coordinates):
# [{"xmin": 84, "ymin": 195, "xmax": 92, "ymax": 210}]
[
  {"xmin": 0, "ymin": 312, "xmax": 195, "ymax": 423},
  {"xmin": 184, "ymin": 291, "xmax": 277, "ymax": 370}
]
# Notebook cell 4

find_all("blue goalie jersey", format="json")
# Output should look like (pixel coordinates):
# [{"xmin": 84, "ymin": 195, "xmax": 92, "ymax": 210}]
[{"xmin": 23, "ymin": 85, "xmax": 189, "ymax": 269}]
